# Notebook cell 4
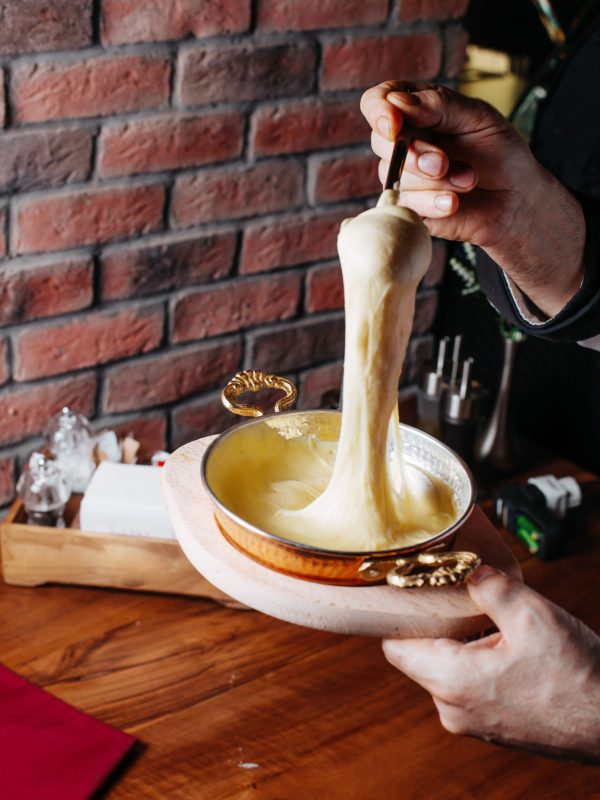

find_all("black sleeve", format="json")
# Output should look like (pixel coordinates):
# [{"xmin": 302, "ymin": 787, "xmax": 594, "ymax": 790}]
[{"xmin": 476, "ymin": 192, "xmax": 600, "ymax": 342}]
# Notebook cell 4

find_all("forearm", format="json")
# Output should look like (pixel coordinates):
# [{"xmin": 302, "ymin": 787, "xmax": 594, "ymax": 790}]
[
  {"xmin": 476, "ymin": 190, "xmax": 600, "ymax": 347},
  {"xmin": 482, "ymin": 165, "xmax": 586, "ymax": 319},
  {"xmin": 361, "ymin": 81, "xmax": 598, "ymax": 331}
]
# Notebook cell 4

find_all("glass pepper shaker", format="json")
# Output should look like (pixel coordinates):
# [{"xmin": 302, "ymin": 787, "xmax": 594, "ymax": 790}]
[
  {"xmin": 17, "ymin": 452, "xmax": 71, "ymax": 527},
  {"xmin": 45, "ymin": 406, "xmax": 95, "ymax": 492}
]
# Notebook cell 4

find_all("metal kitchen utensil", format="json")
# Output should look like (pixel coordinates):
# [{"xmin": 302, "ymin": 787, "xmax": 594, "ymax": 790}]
[{"xmin": 384, "ymin": 126, "xmax": 414, "ymax": 191}]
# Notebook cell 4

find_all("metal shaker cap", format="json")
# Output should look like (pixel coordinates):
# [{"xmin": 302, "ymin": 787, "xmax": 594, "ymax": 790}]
[
  {"xmin": 445, "ymin": 357, "xmax": 474, "ymax": 421},
  {"xmin": 423, "ymin": 369, "xmax": 444, "ymax": 397},
  {"xmin": 445, "ymin": 390, "xmax": 473, "ymax": 420},
  {"xmin": 421, "ymin": 336, "xmax": 449, "ymax": 398}
]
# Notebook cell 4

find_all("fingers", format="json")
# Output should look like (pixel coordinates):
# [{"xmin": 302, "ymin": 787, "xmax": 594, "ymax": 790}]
[
  {"xmin": 373, "ymin": 133, "xmax": 477, "ymax": 203},
  {"xmin": 360, "ymin": 81, "xmax": 442, "ymax": 140},
  {"xmin": 388, "ymin": 85, "xmax": 504, "ymax": 136},
  {"xmin": 401, "ymin": 189, "xmax": 460, "ymax": 218},
  {"xmin": 362, "ymin": 81, "xmax": 507, "ymax": 143},
  {"xmin": 377, "ymin": 161, "xmax": 476, "ymax": 194},
  {"xmin": 379, "ymin": 172, "xmax": 460, "ymax": 219},
  {"xmin": 467, "ymin": 566, "xmax": 540, "ymax": 641},
  {"xmin": 433, "ymin": 697, "xmax": 471, "ymax": 736},
  {"xmin": 382, "ymin": 634, "xmax": 503, "ymax": 734},
  {"xmin": 382, "ymin": 637, "xmax": 467, "ymax": 697},
  {"xmin": 372, "ymin": 132, "xmax": 450, "ymax": 178},
  {"xmin": 360, "ymin": 80, "xmax": 408, "ymax": 141},
  {"xmin": 465, "ymin": 630, "xmax": 503, "ymax": 651}
]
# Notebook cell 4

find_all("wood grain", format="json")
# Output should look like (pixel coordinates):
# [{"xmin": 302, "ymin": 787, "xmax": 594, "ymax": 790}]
[{"xmin": 1, "ymin": 453, "xmax": 599, "ymax": 799}]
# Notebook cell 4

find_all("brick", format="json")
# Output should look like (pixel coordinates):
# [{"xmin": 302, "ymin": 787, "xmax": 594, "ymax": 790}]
[
  {"xmin": 298, "ymin": 360, "xmax": 343, "ymax": 410},
  {"xmin": 246, "ymin": 315, "xmax": 344, "ymax": 373},
  {"xmin": 98, "ymin": 112, "xmax": 244, "ymax": 178},
  {"xmin": 171, "ymin": 392, "xmax": 236, "ymax": 449},
  {"xmin": 252, "ymin": 99, "xmax": 368, "ymax": 157},
  {"xmin": 412, "ymin": 289, "xmax": 439, "ymax": 334},
  {"xmin": 444, "ymin": 24, "xmax": 469, "ymax": 80},
  {"xmin": 322, "ymin": 33, "xmax": 442, "ymax": 91},
  {"xmin": 0, "ymin": 69, "xmax": 5, "ymax": 128},
  {"xmin": 102, "ymin": 232, "xmax": 236, "ymax": 301},
  {"xmin": 397, "ymin": 0, "xmax": 468, "ymax": 22},
  {"xmin": 258, "ymin": 0, "xmax": 388, "ymax": 32},
  {"xmin": 93, "ymin": 412, "xmax": 168, "ymax": 455},
  {"xmin": 177, "ymin": 41, "xmax": 315, "ymax": 107},
  {"xmin": 172, "ymin": 273, "xmax": 302, "ymax": 343},
  {"xmin": 172, "ymin": 160, "xmax": 304, "ymax": 228},
  {"xmin": 241, "ymin": 207, "xmax": 360, "ymax": 274},
  {"xmin": 0, "ymin": 255, "xmax": 93, "ymax": 326},
  {"xmin": 12, "ymin": 54, "xmax": 170, "ymax": 123},
  {"xmin": 0, "ymin": 128, "xmax": 92, "ymax": 193},
  {"xmin": 0, "ymin": 338, "xmax": 8, "ymax": 385},
  {"xmin": 14, "ymin": 184, "xmax": 165, "ymax": 255},
  {"xmin": 0, "ymin": 0, "xmax": 92, "ymax": 55},
  {"xmin": 423, "ymin": 238, "xmax": 447, "ymax": 288},
  {"xmin": 102, "ymin": 0, "xmax": 251, "ymax": 45},
  {"xmin": 305, "ymin": 262, "xmax": 343, "ymax": 313},
  {"xmin": 309, "ymin": 151, "xmax": 379, "ymax": 204},
  {"xmin": 0, "ymin": 457, "xmax": 15, "ymax": 505},
  {"xmin": 103, "ymin": 339, "xmax": 241, "ymax": 413},
  {"xmin": 14, "ymin": 305, "xmax": 164, "ymax": 381},
  {"xmin": 0, "ymin": 373, "xmax": 96, "ymax": 447},
  {"xmin": 0, "ymin": 206, "xmax": 6, "ymax": 258}
]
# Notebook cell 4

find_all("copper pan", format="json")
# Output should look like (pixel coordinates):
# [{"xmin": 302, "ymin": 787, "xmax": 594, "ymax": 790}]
[{"xmin": 201, "ymin": 370, "xmax": 480, "ymax": 588}]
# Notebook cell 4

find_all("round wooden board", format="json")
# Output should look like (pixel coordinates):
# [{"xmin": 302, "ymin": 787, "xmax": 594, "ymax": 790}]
[{"xmin": 162, "ymin": 437, "xmax": 522, "ymax": 639}]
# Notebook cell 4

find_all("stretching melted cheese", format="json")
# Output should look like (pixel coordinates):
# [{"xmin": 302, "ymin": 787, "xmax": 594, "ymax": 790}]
[{"xmin": 210, "ymin": 191, "xmax": 457, "ymax": 551}]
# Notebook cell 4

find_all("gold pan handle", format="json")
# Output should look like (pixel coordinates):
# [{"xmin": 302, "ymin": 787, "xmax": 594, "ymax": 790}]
[
  {"xmin": 359, "ymin": 551, "xmax": 481, "ymax": 588},
  {"xmin": 222, "ymin": 370, "xmax": 298, "ymax": 417}
]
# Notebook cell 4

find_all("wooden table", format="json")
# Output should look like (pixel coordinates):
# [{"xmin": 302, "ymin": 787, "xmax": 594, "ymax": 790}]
[{"xmin": 2, "ymin": 456, "xmax": 599, "ymax": 799}]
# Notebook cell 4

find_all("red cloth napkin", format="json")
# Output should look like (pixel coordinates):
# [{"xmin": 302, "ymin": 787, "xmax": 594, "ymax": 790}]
[{"xmin": 0, "ymin": 664, "xmax": 138, "ymax": 800}]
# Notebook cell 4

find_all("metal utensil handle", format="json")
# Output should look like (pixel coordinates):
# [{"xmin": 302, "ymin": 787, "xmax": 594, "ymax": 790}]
[
  {"xmin": 359, "ymin": 550, "xmax": 481, "ymax": 588},
  {"xmin": 222, "ymin": 370, "xmax": 298, "ymax": 417},
  {"xmin": 384, "ymin": 125, "xmax": 414, "ymax": 191}
]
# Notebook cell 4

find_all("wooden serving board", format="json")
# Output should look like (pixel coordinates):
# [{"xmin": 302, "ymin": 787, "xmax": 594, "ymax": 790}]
[
  {"xmin": 162, "ymin": 437, "xmax": 522, "ymax": 639},
  {"xmin": 0, "ymin": 495, "xmax": 243, "ymax": 607}
]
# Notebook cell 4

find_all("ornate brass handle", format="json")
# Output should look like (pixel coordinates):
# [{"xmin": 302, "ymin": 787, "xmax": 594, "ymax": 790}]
[
  {"xmin": 222, "ymin": 370, "xmax": 298, "ymax": 417},
  {"xmin": 359, "ymin": 551, "xmax": 481, "ymax": 588}
]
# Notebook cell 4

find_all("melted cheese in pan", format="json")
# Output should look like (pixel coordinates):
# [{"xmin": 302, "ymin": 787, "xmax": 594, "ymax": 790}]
[{"xmin": 212, "ymin": 192, "xmax": 457, "ymax": 552}]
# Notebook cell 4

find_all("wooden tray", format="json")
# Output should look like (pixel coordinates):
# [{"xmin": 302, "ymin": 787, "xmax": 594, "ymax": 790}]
[
  {"xmin": 163, "ymin": 437, "xmax": 522, "ymax": 639},
  {"xmin": 0, "ymin": 494, "xmax": 242, "ymax": 607}
]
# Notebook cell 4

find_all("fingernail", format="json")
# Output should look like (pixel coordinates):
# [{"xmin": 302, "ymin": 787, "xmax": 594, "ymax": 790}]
[
  {"xmin": 388, "ymin": 91, "xmax": 420, "ymax": 106},
  {"xmin": 469, "ymin": 565, "xmax": 498, "ymax": 584},
  {"xmin": 450, "ymin": 168, "xmax": 475, "ymax": 188},
  {"xmin": 418, "ymin": 152, "xmax": 443, "ymax": 176},
  {"xmin": 434, "ymin": 193, "xmax": 453, "ymax": 212},
  {"xmin": 377, "ymin": 116, "xmax": 391, "ymax": 139}
]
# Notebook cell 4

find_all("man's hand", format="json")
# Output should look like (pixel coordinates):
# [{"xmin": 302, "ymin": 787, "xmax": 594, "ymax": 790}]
[
  {"xmin": 383, "ymin": 566, "xmax": 600, "ymax": 763},
  {"xmin": 360, "ymin": 82, "xmax": 585, "ymax": 317}
]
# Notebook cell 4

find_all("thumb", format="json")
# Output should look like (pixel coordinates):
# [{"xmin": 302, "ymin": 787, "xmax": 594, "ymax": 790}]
[
  {"xmin": 387, "ymin": 86, "xmax": 507, "ymax": 137},
  {"xmin": 467, "ymin": 565, "xmax": 530, "ymax": 636}
]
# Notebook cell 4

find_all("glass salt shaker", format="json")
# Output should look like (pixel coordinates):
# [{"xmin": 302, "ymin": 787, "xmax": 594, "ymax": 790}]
[
  {"xmin": 17, "ymin": 452, "xmax": 71, "ymax": 527},
  {"xmin": 45, "ymin": 406, "xmax": 95, "ymax": 492}
]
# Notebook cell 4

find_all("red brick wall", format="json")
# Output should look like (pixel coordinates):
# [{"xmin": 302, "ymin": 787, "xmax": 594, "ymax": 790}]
[{"xmin": 0, "ymin": 0, "xmax": 468, "ymax": 504}]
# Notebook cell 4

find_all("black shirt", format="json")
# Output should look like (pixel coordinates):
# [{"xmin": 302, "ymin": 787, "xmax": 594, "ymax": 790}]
[{"xmin": 476, "ymin": 10, "xmax": 600, "ymax": 344}]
